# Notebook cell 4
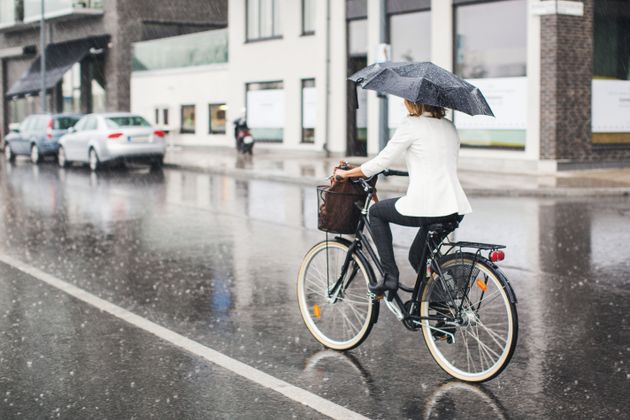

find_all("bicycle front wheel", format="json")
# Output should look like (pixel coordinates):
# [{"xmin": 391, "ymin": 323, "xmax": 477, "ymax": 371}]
[
  {"xmin": 297, "ymin": 240, "xmax": 377, "ymax": 350},
  {"xmin": 420, "ymin": 253, "xmax": 518, "ymax": 382}
]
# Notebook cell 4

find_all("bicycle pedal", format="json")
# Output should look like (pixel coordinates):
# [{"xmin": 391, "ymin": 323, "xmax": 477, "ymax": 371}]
[{"xmin": 368, "ymin": 292, "xmax": 383, "ymax": 301}]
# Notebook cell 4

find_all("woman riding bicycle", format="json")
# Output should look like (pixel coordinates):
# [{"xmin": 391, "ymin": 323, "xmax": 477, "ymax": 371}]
[{"xmin": 334, "ymin": 99, "xmax": 472, "ymax": 296}]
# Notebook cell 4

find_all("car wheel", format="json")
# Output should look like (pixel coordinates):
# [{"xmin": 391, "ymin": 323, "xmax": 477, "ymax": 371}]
[
  {"xmin": 4, "ymin": 144, "xmax": 15, "ymax": 162},
  {"xmin": 89, "ymin": 148, "xmax": 100, "ymax": 172},
  {"xmin": 58, "ymin": 146, "xmax": 69, "ymax": 168},
  {"xmin": 30, "ymin": 144, "xmax": 41, "ymax": 164}
]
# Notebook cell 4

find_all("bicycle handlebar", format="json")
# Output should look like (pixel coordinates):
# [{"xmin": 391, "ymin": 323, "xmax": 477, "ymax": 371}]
[
  {"xmin": 334, "ymin": 169, "xmax": 408, "ymax": 183},
  {"xmin": 381, "ymin": 169, "xmax": 409, "ymax": 177},
  {"xmin": 334, "ymin": 168, "xmax": 408, "ymax": 193}
]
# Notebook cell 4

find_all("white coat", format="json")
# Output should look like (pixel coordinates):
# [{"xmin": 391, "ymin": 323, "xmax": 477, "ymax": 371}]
[{"xmin": 360, "ymin": 112, "xmax": 472, "ymax": 217}]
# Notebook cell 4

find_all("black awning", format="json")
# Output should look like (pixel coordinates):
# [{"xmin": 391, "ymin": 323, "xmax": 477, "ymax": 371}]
[{"xmin": 6, "ymin": 35, "xmax": 109, "ymax": 98}]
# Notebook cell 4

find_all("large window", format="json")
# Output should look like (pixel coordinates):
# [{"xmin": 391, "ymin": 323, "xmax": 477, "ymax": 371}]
[
  {"xmin": 180, "ymin": 105, "xmax": 196, "ymax": 134},
  {"xmin": 154, "ymin": 107, "xmax": 169, "ymax": 128},
  {"xmin": 455, "ymin": 0, "xmax": 526, "ymax": 79},
  {"xmin": 246, "ymin": 81, "xmax": 284, "ymax": 142},
  {"xmin": 453, "ymin": 0, "xmax": 527, "ymax": 150},
  {"xmin": 0, "ymin": 0, "xmax": 18, "ymax": 27},
  {"xmin": 62, "ymin": 62, "xmax": 81, "ymax": 113},
  {"xmin": 389, "ymin": 11, "xmax": 430, "ymax": 62},
  {"xmin": 247, "ymin": 0, "xmax": 281, "ymax": 41},
  {"xmin": 388, "ymin": 10, "xmax": 431, "ymax": 134},
  {"xmin": 132, "ymin": 29, "xmax": 227, "ymax": 72},
  {"xmin": 23, "ymin": 0, "xmax": 102, "ymax": 22},
  {"xmin": 592, "ymin": 0, "xmax": 630, "ymax": 145},
  {"xmin": 209, "ymin": 104, "xmax": 227, "ymax": 134},
  {"xmin": 348, "ymin": 19, "xmax": 368, "ymax": 56},
  {"xmin": 302, "ymin": 0, "xmax": 315, "ymax": 35},
  {"xmin": 301, "ymin": 79, "xmax": 316, "ymax": 143}
]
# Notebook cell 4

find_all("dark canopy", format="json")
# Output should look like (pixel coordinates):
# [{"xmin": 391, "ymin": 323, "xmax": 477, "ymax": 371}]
[{"xmin": 6, "ymin": 35, "xmax": 109, "ymax": 98}]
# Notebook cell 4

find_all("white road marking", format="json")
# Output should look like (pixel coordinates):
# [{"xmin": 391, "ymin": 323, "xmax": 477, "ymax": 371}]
[{"xmin": 0, "ymin": 254, "xmax": 369, "ymax": 420}]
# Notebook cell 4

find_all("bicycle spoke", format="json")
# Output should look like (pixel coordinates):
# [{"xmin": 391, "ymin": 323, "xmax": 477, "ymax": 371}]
[
  {"xmin": 461, "ymin": 328, "xmax": 475, "ymax": 373},
  {"xmin": 465, "ymin": 329, "xmax": 500, "ymax": 362},
  {"xmin": 476, "ymin": 319, "xmax": 508, "ymax": 347},
  {"xmin": 346, "ymin": 302, "xmax": 367, "ymax": 327},
  {"xmin": 475, "ymin": 324, "xmax": 492, "ymax": 371},
  {"xmin": 420, "ymin": 254, "xmax": 517, "ymax": 381},
  {"xmin": 298, "ymin": 242, "xmax": 375, "ymax": 349},
  {"xmin": 309, "ymin": 264, "xmax": 331, "ymax": 285},
  {"xmin": 338, "ymin": 306, "xmax": 360, "ymax": 336},
  {"xmin": 304, "ymin": 281, "xmax": 327, "ymax": 297},
  {"xmin": 468, "ymin": 287, "xmax": 506, "ymax": 312},
  {"xmin": 339, "ymin": 297, "xmax": 370, "ymax": 306}
]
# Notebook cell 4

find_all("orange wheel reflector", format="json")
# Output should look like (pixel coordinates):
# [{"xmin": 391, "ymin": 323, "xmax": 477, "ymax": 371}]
[
  {"xmin": 476, "ymin": 279, "xmax": 488, "ymax": 292},
  {"xmin": 313, "ymin": 304, "xmax": 321, "ymax": 319}
]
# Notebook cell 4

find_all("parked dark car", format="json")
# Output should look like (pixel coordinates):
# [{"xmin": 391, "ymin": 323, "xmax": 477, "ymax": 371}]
[{"xmin": 4, "ymin": 113, "xmax": 82, "ymax": 164}]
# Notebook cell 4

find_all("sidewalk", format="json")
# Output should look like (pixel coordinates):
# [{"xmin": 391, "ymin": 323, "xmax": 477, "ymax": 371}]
[{"xmin": 163, "ymin": 146, "xmax": 630, "ymax": 197}]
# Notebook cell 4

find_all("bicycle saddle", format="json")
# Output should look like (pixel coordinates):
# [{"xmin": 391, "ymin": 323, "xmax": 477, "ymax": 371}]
[{"xmin": 425, "ymin": 215, "xmax": 463, "ymax": 234}]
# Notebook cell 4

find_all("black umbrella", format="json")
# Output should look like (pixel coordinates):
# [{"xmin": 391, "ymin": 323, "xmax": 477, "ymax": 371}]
[{"xmin": 348, "ymin": 61, "xmax": 494, "ymax": 117}]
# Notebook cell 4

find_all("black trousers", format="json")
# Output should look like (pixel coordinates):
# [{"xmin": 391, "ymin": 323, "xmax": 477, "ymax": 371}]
[{"xmin": 368, "ymin": 198, "xmax": 460, "ymax": 279}]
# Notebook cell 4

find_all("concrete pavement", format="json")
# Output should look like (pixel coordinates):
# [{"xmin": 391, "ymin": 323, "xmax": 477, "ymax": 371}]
[{"xmin": 163, "ymin": 146, "xmax": 630, "ymax": 197}]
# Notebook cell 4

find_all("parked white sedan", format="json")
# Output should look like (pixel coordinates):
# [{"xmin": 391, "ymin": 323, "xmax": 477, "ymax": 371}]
[{"xmin": 58, "ymin": 113, "xmax": 167, "ymax": 171}]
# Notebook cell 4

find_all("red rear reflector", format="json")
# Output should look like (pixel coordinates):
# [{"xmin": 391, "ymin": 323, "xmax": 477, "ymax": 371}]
[
  {"xmin": 153, "ymin": 130, "xmax": 165, "ymax": 138},
  {"xmin": 108, "ymin": 132, "xmax": 124, "ymax": 139},
  {"xmin": 490, "ymin": 250, "xmax": 505, "ymax": 262}
]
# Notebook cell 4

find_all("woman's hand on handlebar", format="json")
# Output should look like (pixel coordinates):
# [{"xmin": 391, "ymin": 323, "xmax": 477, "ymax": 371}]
[{"xmin": 333, "ymin": 166, "xmax": 365, "ymax": 181}]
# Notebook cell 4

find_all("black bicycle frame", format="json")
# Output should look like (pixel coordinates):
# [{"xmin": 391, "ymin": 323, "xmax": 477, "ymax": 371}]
[{"xmin": 329, "ymin": 186, "xmax": 457, "ymax": 325}]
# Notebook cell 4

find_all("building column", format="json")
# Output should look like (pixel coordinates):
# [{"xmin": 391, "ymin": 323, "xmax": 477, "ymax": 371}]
[
  {"xmin": 0, "ymin": 59, "xmax": 7, "ymax": 141},
  {"xmin": 366, "ymin": 0, "xmax": 386, "ymax": 155},
  {"xmin": 525, "ymin": 0, "xmax": 542, "ymax": 161},
  {"xmin": 539, "ymin": 0, "xmax": 593, "ymax": 162},
  {"xmin": 430, "ymin": 0, "xmax": 453, "ymax": 71},
  {"xmin": 326, "ymin": 0, "xmax": 348, "ymax": 155},
  {"xmin": 80, "ymin": 60, "xmax": 92, "ymax": 114}
]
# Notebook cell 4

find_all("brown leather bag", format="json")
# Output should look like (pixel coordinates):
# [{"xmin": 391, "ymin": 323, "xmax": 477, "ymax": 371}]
[{"xmin": 317, "ymin": 162, "xmax": 378, "ymax": 234}]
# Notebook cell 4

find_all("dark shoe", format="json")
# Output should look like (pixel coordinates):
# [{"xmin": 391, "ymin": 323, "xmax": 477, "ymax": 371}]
[{"xmin": 369, "ymin": 273, "xmax": 399, "ymax": 295}]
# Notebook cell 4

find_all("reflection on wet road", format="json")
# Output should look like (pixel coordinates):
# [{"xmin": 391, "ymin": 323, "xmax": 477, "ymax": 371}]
[{"xmin": 0, "ymin": 162, "xmax": 629, "ymax": 419}]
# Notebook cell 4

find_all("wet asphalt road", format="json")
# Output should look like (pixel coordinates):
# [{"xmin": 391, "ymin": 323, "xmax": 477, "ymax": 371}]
[{"xmin": 0, "ymin": 160, "xmax": 629, "ymax": 419}]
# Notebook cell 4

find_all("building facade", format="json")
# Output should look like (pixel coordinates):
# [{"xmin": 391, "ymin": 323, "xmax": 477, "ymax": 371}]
[
  {"xmin": 131, "ymin": 0, "xmax": 629, "ymax": 172},
  {"xmin": 0, "ymin": 0, "xmax": 227, "ymax": 140}
]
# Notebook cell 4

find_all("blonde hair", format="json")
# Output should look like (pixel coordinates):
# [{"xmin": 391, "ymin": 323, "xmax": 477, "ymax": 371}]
[{"xmin": 404, "ymin": 99, "xmax": 446, "ymax": 119}]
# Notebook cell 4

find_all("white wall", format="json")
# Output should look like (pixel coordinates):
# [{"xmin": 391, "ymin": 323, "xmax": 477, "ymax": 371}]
[
  {"xmin": 130, "ymin": 0, "xmax": 542, "ymax": 167},
  {"xmin": 131, "ymin": 64, "xmax": 231, "ymax": 147},
  {"xmin": 226, "ymin": 0, "xmax": 329, "ymax": 152},
  {"xmin": 131, "ymin": 0, "xmax": 347, "ymax": 153}
]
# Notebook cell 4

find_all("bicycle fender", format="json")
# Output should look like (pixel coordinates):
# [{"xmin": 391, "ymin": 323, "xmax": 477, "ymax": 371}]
[
  {"xmin": 440, "ymin": 253, "xmax": 518, "ymax": 305},
  {"xmin": 488, "ymin": 261, "xmax": 518, "ymax": 305},
  {"xmin": 477, "ymin": 255, "xmax": 518, "ymax": 305},
  {"xmin": 334, "ymin": 237, "xmax": 381, "ymax": 324}
]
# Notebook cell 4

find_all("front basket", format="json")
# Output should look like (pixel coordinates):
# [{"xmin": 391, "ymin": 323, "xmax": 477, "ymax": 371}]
[{"xmin": 317, "ymin": 185, "xmax": 365, "ymax": 234}]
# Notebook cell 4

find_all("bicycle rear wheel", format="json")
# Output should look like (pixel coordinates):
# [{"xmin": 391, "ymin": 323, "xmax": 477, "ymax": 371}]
[
  {"xmin": 420, "ymin": 253, "xmax": 518, "ymax": 382},
  {"xmin": 297, "ymin": 240, "xmax": 377, "ymax": 350}
]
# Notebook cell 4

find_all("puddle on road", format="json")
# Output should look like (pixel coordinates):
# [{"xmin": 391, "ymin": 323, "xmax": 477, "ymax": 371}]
[{"xmin": 0, "ymin": 162, "xmax": 629, "ymax": 418}]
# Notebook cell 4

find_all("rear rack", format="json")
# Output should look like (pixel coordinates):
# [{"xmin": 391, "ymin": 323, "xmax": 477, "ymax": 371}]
[
  {"xmin": 440, "ymin": 241, "xmax": 506, "ymax": 262},
  {"xmin": 444, "ymin": 241, "xmax": 506, "ymax": 251}
]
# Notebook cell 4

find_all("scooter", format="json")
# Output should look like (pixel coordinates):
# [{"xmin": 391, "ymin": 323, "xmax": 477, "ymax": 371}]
[{"xmin": 234, "ymin": 118, "xmax": 255, "ymax": 155}]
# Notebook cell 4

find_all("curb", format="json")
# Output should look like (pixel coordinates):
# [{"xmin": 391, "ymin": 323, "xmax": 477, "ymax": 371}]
[{"xmin": 163, "ymin": 162, "xmax": 630, "ymax": 198}]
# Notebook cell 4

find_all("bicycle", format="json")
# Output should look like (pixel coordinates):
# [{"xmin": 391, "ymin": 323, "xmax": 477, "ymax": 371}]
[{"xmin": 297, "ymin": 170, "xmax": 518, "ymax": 382}]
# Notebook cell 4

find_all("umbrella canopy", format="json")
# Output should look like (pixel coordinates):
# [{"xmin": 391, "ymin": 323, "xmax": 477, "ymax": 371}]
[{"xmin": 348, "ymin": 61, "xmax": 494, "ymax": 117}]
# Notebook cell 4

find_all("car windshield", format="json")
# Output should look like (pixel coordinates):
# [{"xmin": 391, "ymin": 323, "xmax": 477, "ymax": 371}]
[
  {"xmin": 54, "ymin": 117, "xmax": 80, "ymax": 130},
  {"xmin": 105, "ymin": 116, "xmax": 151, "ymax": 128}
]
